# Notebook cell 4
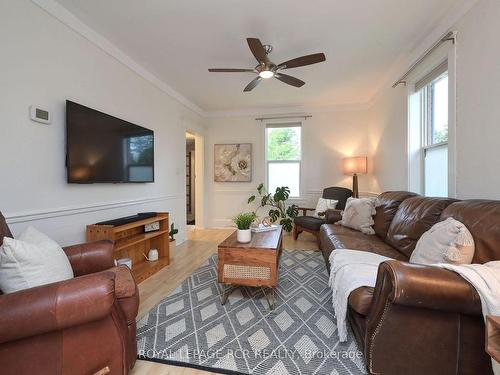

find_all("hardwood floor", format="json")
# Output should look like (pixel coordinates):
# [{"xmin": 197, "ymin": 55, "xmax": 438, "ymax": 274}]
[{"xmin": 132, "ymin": 227, "xmax": 319, "ymax": 375}]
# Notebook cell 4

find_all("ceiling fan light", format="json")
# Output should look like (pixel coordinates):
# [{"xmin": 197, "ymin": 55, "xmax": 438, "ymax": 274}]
[{"xmin": 258, "ymin": 70, "xmax": 274, "ymax": 79}]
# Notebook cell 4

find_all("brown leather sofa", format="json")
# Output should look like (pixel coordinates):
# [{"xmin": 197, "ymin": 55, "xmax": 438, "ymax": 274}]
[
  {"xmin": 320, "ymin": 191, "xmax": 498, "ymax": 375},
  {"xmin": 0, "ymin": 212, "xmax": 139, "ymax": 375}
]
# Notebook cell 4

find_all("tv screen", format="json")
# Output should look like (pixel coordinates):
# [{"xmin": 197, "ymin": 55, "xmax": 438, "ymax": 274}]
[{"xmin": 66, "ymin": 100, "xmax": 154, "ymax": 183}]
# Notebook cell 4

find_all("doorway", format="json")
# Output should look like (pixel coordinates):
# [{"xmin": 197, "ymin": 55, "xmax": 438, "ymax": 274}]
[{"xmin": 186, "ymin": 132, "xmax": 196, "ymax": 226}]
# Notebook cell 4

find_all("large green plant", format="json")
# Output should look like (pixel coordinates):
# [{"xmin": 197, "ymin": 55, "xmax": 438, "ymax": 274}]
[{"xmin": 248, "ymin": 183, "xmax": 298, "ymax": 232}]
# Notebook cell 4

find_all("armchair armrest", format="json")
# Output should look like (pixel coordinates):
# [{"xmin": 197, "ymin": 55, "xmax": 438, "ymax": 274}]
[
  {"xmin": 63, "ymin": 240, "xmax": 114, "ymax": 276},
  {"xmin": 0, "ymin": 272, "xmax": 116, "ymax": 344},
  {"xmin": 325, "ymin": 209, "xmax": 342, "ymax": 224},
  {"xmin": 371, "ymin": 260, "xmax": 482, "ymax": 316},
  {"xmin": 297, "ymin": 207, "xmax": 316, "ymax": 216}
]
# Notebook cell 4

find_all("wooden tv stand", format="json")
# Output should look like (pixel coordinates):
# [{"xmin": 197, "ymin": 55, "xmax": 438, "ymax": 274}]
[{"xmin": 86, "ymin": 212, "xmax": 170, "ymax": 283}]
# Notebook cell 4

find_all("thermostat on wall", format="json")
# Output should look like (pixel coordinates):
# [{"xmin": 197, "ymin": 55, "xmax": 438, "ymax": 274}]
[{"xmin": 29, "ymin": 105, "xmax": 51, "ymax": 124}]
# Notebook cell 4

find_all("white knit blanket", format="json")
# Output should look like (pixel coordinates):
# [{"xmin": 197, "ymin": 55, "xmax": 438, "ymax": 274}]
[
  {"xmin": 328, "ymin": 250, "xmax": 500, "ymax": 373},
  {"xmin": 436, "ymin": 261, "xmax": 500, "ymax": 375},
  {"xmin": 328, "ymin": 249, "xmax": 391, "ymax": 342}
]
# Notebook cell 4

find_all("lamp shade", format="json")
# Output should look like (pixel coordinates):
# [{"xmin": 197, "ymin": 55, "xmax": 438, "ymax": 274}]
[{"xmin": 343, "ymin": 156, "xmax": 367, "ymax": 175}]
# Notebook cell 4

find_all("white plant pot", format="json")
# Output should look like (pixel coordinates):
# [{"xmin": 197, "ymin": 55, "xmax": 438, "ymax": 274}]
[{"xmin": 237, "ymin": 229, "xmax": 252, "ymax": 243}]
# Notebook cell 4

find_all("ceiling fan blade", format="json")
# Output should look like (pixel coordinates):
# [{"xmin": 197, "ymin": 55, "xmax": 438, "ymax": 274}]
[
  {"xmin": 247, "ymin": 38, "xmax": 270, "ymax": 64},
  {"xmin": 243, "ymin": 77, "xmax": 262, "ymax": 92},
  {"xmin": 208, "ymin": 68, "xmax": 255, "ymax": 72},
  {"xmin": 274, "ymin": 73, "xmax": 305, "ymax": 88},
  {"xmin": 278, "ymin": 53, "xmax": 326, "ymax": 69}
]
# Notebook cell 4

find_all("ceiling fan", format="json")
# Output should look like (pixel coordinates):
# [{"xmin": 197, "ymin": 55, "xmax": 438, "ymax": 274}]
[{"xmin": 208, "ymin": 38, "xmax": 326, "ymax": 92}]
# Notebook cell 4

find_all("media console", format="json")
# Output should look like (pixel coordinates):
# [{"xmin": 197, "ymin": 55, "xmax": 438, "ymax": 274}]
[{"xmin": 87, "ymin": 212, "xmax": 169, "ymax": 283}]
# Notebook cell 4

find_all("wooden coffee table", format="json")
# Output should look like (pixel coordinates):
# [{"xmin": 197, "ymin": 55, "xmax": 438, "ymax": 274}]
[{"xmin": 217, "ymin": 226, "xmax": 283, "ymax": 310}]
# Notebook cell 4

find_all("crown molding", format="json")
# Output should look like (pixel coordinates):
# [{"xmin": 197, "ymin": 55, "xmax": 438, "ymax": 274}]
[
  {"xmin": 365, "ymin": 0, "xmax": 480, "ymax": 107},
  {"xmin": 31, "ymin": 0, "xmax": 205, "ymax": 117},
  {"xmin": 31, "ymin": 0, "xmax": 479, "ymax": 119},
  {"xmin": 204, "ymin": 102, "xmax": 372, "ymax": 118}
]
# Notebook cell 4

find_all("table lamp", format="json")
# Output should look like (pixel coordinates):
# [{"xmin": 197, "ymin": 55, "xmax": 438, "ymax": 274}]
[{"xmin": 343, "ymin": 156, "xmax": 367, "ymax": 198}]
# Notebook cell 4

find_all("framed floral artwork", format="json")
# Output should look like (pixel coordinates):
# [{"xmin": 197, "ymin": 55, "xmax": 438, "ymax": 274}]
[{"xmin": 214, "ymin": 143, "xmax": 252, "ymax": 182}]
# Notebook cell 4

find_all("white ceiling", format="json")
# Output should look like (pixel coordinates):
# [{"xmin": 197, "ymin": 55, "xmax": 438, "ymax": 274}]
[{"xmin": 55, "ymin": 0, "xmax": 459, "ymax": 112}]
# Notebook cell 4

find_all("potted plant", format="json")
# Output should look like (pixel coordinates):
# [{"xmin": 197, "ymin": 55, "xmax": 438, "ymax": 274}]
[
  {"xmin": 169, "ymin": 223, "xmax": 178, "ymax": 241},
  {"xmin": 233, "ymin": 212, "xmax": 256, "ymax": 243},
  {"xmin": 248, "ymin": 183, "xmax": 299, "ymax": 232}
]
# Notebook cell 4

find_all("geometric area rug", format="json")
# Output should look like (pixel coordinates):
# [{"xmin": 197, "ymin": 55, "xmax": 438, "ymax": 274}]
[{"xmin": 137, "ymin": 249, "xmax": 367, "ymax": 375}]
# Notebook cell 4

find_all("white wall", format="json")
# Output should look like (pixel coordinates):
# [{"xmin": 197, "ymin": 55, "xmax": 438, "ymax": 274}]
[
  {"xmin": 0, "ymin": 0, "xmax": 205, "ymax": 245},
  {"xmin": 368, "ymin": 0, "xmax": 500, "ymax": 199},
  {"xmin": 205, "ymin": 110, "xmax": 374, "ymax": 227},
  {"xmin": 367, "ymin": 85, "xmax": 409, "ymax": 192},
  {"xmin": 2, "ymin": 0, "xmax": 498, "ymax": 243}
]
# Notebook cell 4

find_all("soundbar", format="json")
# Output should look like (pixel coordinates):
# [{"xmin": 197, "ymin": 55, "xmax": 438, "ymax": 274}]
[{"xmin": 95, "ymin": 212, "xmax": 157, "ymax": 226}]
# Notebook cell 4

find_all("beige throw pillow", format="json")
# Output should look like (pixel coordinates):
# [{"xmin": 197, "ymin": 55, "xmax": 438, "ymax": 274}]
[
  {"xmin": 313, "ymin": 198, "xmax": 338, "ymax": 218},
  {"xmin": 0, "ymin": 226, "xmax": 74, "ymax": 293},
  {"xmin": 338, "ymin": 197, "xmax": 376, "ymax": 235},
  {"xmin": 410, "ymin": 217, "xmax": 475, "ymax": 265}
]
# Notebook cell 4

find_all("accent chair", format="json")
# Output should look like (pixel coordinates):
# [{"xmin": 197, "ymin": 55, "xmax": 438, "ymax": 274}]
[{"xmin": 293, "ymin": 186, "xmax": 352, "ymax": 245}]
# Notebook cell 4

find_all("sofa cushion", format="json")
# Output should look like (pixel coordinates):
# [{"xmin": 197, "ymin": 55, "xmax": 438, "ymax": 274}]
[
  {"xmin": 349, "ymin": 286, "xmax": 374, "ymax": 316},
  {"xmin": 386, "ymin": 197, "xmax": 457, "ymax": 258},
  {"xmin": 410, "ymin": 217, "xmax": 475, "ymax": 265},
  {"xmin": 373, "ymin": 191, "xmax": 419, "ymax": 240},
  {"xmin": 332, "ymin": 232, "xmax": 408, "ymax": 260},
  {"xmin": 440, "ymin": 200, "xmax": 500, "ymax": 264},
  {"xmin": 319, "ymin": 224, "xmax": 407, "ymax": 272},
  {"xmin": 0, "ymin": 227, "xmax": 74, "ymax": 293},
  {"xmin": 313, "ymin": 198, "xmax": 338, "ymax": 218},
  {"xmin": 294, "ymin": 216, "xmax": 324, "ymax": 231},
  {"xmin": 339, "ymin": 197, "xmax": 376, "ymax": 235}
]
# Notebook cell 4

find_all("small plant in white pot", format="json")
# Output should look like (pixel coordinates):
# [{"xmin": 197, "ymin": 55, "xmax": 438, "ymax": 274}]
[{"xmin": 233, "ymin": 212, "xmax": 256, "ymax": 243}]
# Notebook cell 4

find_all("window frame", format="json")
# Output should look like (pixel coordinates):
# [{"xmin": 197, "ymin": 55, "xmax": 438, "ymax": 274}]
[
  {"xmin": 419, "ymin": 70, "xmax": 449, "ymax": 196},
  {"xmin": 264, "ymin": 122, "xmax": 302, "ymax": 198}
]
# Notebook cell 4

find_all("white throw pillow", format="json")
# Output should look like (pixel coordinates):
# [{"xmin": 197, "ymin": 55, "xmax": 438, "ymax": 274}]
[
  {"xmin": 0, "ymin": 226, "xmax": 74, "ymax": 293},
  {"xmin": 338, "ymin": 197, "xmax": 376, "ymax": 235},
  {"xmin": 313, "ymin": 198, "xmax": 338, "ymax": 218},
  {"xmin": 410, "ymin": 217, "xmax": 475, "ymax": 265}
]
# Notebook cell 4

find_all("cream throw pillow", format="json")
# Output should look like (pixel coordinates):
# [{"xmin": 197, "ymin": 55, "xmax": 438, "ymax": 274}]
[
  {"xmin": 338, "ymin": 197, "xmax": 376, "ymax": 235},
  {"xmin": 410, "ymin": 217, "xmax": 475, "ymax": 265},
  {"xmin": 0, "ymin": 226, "xmax": 74, "ymax": 293},
  {"xmin": 313, "ymin": 198, "xmax": 338, "ymax": 218}
]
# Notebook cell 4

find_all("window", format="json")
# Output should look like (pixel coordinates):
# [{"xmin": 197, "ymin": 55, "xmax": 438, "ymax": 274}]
[
  {"xmin": 265, "ymin": 123, "xmax": 301, "ymax": 197},
  {"xmin": 416, "ymin": 63, "xmax": 449, "ymax": 197}
]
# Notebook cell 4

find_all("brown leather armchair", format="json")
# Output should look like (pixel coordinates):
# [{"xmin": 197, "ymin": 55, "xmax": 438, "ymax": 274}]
[{"xmin": 0, "ymin": 212, "xmax": 139, "ymax": 375}]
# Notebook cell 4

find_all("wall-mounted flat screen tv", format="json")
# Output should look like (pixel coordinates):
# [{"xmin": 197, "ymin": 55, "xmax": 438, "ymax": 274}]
[{"xmin": 66, "ymin": 100, "xmax": 154, "ymax": 183}]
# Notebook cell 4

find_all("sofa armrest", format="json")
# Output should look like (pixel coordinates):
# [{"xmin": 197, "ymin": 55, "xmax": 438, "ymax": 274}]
[
  {"xmin": 371, "ymin": 260, "xmax": 482, "ymax": 316},
  {"xmin": 63, "ymin": 240, "xmax": 115, "ymax": 276},
  {"xmin": 365, "ymin": 260, "xmax": 490, "ymax": 375},
  {"xmin": 0, "ymin": 272, "xmax": 116, "ymax": 344},
  {"xmin": 325, "ymin": 209, "xmax": 343, "ymax": 224}
]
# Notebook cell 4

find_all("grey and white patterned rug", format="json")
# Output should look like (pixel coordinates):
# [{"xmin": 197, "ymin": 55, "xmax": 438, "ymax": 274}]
[{"xmin": 137, "ymin": 249, "xmax": 367, "ymax": 375}]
